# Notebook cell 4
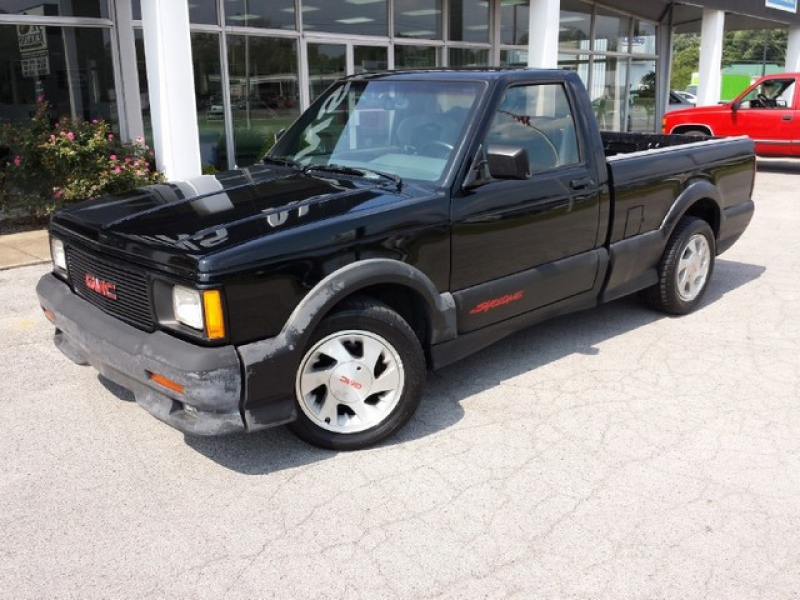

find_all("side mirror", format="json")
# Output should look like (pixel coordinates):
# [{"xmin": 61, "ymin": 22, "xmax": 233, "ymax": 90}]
[
  {"xmin": 731, "ymin": 101, "xmax": 740, "ymax": 112},
  {"xmin": 487, "ymin": 145, "xmax": 530, "ymax": 180}
]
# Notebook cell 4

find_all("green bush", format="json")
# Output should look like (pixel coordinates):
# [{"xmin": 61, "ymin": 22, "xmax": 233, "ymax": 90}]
[{"xmin": 0, "ymin": 97, "xmax": 164, "ymax": 218}]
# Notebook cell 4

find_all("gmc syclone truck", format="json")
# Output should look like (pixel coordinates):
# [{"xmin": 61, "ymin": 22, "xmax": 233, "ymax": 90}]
[{"xmin": 37, "ymin": 69, "xmax": 755, "ymax": 450}]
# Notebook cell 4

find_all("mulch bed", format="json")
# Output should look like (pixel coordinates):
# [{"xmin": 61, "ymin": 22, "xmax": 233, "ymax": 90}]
[{"xmin": 0, "ymin": 215, "xmax": 50, "ymax": 235}]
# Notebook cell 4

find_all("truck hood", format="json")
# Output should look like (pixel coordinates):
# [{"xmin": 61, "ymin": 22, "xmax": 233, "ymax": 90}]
[
  {"xmin": 51, "ymin": 163, "xmax": 415, "ymax": 276},
  {"xmin": 666, "ymin": 103, "xmax": 732, "ymax": 118}
]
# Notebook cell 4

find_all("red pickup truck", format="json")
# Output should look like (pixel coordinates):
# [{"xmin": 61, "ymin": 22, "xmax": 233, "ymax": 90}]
[{"xmin": 663, "ymin": 73, "xmax": 799, "ymax": 157}]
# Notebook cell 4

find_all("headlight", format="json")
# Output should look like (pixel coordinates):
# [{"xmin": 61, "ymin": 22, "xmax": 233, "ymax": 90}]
[
  {"xmin": 51, "ymin": 237, "xmax": 67, "ymax": 273},
  {"xmin": 171, "ymin": 285, "xmax": 226, "ymax": 340},
  {"xmin": 172, "ymin": 285, "xmax": 204, "ymax": 330}
]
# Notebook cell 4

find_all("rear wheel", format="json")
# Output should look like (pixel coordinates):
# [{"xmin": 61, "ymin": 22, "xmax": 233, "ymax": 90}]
[
  {"xmin": 290, "ymin": 299, "xmax": 425, "ymax": 450},
  {"xmin": 643, "ymin": 217, "xmax": 715, "ymax": 315},
  {"xmin": 679, "ymin": 128, "xmax": 709, "ymax": 138}
]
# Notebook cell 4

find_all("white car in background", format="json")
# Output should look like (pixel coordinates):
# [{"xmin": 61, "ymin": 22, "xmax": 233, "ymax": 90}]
[{"xmin": 673, "ymin": 90, "xmax": 697, "ymax": 105}]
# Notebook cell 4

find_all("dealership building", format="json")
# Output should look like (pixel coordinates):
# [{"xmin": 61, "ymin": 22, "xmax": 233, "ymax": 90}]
[{"xmin": 2, "ymin": 0, "xmax": 800, "ymax": 179}]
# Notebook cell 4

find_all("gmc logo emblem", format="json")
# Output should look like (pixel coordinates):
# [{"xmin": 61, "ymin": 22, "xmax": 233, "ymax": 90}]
[{"xmin": 84, "ymin": 274, "xmax": 117, "ymax": 300}]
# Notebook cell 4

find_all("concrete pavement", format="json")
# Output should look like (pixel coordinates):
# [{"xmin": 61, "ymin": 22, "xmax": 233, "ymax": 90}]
[
  {"xmin": 0, "ymin": 228, "xmax": 49, "ymax": 270},
  {"xmin": 1, "ymin": 159, "xmax": 800, "ymax": 599}
]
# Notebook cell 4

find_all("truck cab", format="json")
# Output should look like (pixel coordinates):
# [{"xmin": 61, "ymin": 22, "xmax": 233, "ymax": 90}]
[{"xmin": 663, "ymin": 73, "xmax": 800, "ymax": 157}]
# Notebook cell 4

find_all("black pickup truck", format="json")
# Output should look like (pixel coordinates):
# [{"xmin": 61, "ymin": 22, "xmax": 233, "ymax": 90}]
[{"xmin": 37, "ymin": 69, "xmax": 755, "ymax": 450}]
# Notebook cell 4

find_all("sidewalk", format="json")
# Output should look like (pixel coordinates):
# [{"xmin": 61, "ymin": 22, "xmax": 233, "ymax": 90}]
[{"xmin": 0, "ymin": 229, "xmax": 50, "ymax": 270}]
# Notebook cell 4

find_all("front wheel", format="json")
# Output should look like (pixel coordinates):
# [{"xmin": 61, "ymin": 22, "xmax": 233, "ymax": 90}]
[
  {"xmin": 290, "ymin": 299, "xmax": 425, "ymax": 450},
  {"xmin": 643, "ymin": 217, "xmax": 715, "ymax": 315}
]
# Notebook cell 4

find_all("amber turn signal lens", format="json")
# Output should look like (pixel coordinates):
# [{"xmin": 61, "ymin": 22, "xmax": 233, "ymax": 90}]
[
  {"xmin": 202, "ymin": 290, "xmax": 225, "ymax": 340},
  {"xmin": 42, "ymin": 307, "xmax": 56, "ymax": 323},
  {"xmin": 148, "ymin": 371, "xmax": 185, "ymax": 395}
]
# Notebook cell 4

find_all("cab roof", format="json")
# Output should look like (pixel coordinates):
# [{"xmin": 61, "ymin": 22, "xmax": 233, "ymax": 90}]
[{"xmin": 342, "ymin": 68, "xmax": 577, "ymax": 83}]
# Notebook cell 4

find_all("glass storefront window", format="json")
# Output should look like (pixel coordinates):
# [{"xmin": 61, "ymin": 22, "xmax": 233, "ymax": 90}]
[
  {"xmin": 591, "ymin": 55, "xmax": 626, "ymax": 132},
  {"xmin": 193, "ymin": 33, "xmax": 225, "ymax": 167},
  {"xmin": 629, "ymin": 58, "xmax": 657, "ymax": 132},
  {"xmin": 558, "ymin": 53, "xmax": 591, "ymax": 86},
  {"xmin": 0, "ymin": 25, "xmax": 118, "ymax": 127},
  {"xmin": 594, "ymin": 7, "xmax": 631, "ymax": 53},
  {"xmin": 0, "ymin": 0, "xmax": 108, "ymax": 18},
  {"xmin": 307, "ymin": 43, "xmax": 346, "ymax": 102},
  {"xmin": 394, "ymin": 45, "xmax": 438, "ymax": 69},
  {"xmin": 224, "ymin": 0, "xmax": 296, "ymax": 30},
  {"xmin": 303, "ymin": 0, "xmax": 388, "ymax": 37},
  {"xmin": 354, "ymin": 46, "xmax": 388, "ymax": 74},
  {"xmin": 559, "ymin": 0, "xmax": 591, "ymax": 52},
  {"xmin": 631, "ymin": 20, "xmax": 657, "ymax": 55},
  {"xmin": 500, "ymin": 49, "xmax": 528, "ymax": 67},
  {"xmin": 501, "ymin": 1, "xmax": 529, "ymax": 46},
  {"xmin": 448, "ymin": 47, "xmax": 489, "ymax": 67},
  {"xmin": 394, "ymin": 0, "xmax": 442, "ymax": 39},
  {"xmin": 448, "ymin": 0, "xmax": 489, "ymax": 44},
  {"xmin": 228, "ymin": 35, "xmax": 300, "ymax": 167},
  {"xmin": 132, "ymin": 0, "xmax": 217, "ymax": 25}
]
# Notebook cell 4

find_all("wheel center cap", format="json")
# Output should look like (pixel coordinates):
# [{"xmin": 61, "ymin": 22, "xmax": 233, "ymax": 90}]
[{"xmin": 329, "ymin": 362, "xmax": 373, "ymax": 404}]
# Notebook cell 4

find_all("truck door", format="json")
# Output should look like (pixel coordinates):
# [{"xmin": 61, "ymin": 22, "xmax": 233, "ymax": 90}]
[
  {"xmin": 451, "ymin": 82, "xmax": 603, "ymax": 332},
  {"xmin": 728, "ymin": 78, "xmax": 799, "ymax": 156}
]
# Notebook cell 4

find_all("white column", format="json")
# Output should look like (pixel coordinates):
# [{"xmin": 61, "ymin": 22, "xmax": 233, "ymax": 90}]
[
  {"xmin": 697, "ymin": 9, "xmax": 725, "ymax": 107},
  {"xmin": 527, "ymin": 0, "xmax": 560, "ymax": 69},
  {"xmin": 786, "ymin": 26, "xmax": 800, "ymax": 73},
  {"xmin": 655, "ymin": 16, "xmax": 674, "ymax": 125},
  {"xmin": 113, "ymin": 0, "xmax": 144, "ymax": 142},
  {"xmin": 140, "ymin": 0, "xmax": 201, "ymax": 180}
]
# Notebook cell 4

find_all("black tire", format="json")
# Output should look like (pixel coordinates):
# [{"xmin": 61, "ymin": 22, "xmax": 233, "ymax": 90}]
[
  {"xmin": 643, "ymin": 217, "xmax": 716, "ymax": 315},
  {"xmin": 289, "ymin": 298, "xmax": 425, "ymax": 451},
  {"xmin": 680, "ymin": 128, "xmax": 710, "ymax": 138}
]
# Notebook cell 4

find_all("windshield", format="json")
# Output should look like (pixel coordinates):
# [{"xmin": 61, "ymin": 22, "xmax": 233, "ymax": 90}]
[{"xmin": 268, "ymin": 79, "xmax": 483, "ymax": 184}]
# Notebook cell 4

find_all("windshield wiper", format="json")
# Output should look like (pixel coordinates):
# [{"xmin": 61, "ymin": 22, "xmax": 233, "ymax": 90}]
[
  {"xmin": 304, "ymin": 164, "xmax": 402, "ymax": 190},
  {"xmin": 262, "ymin": 155, "xmax": 302, "ymax": 169}
]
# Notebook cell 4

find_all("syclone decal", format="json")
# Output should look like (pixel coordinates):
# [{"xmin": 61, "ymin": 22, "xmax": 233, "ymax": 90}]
[{"xmin": 469, "ymin": 290, "xmax": 524, "ymax": 315}]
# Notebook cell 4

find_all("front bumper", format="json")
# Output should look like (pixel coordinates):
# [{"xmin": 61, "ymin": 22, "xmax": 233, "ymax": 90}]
[{"xmin": 37, "ymin": 273, "xmax": 246, "ymax": 435}]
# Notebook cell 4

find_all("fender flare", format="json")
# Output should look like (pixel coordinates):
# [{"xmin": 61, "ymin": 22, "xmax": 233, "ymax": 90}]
[
  {"xmin": 668, "ymin": 123, "xmax": 715, "ymax": 136},
  {"xmin": 280, "ymin": 259, "xmax": 457, "ymax": 351},
  {"xmin": 660, "ymin": 178, "xmax": 722, "ymax": 241},
  {"xmin": 237, "ymin": 259, "xmax": 457, "ymax": 430}
]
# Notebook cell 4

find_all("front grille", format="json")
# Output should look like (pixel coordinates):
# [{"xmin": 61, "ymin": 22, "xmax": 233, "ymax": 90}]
[{"xmin": 67, "ymin": 246, "xmax": 155, "ymax": 332}]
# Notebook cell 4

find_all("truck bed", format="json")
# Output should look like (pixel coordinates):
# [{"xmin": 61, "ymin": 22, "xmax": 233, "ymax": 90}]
[
  {"xmin": 598, "ymin": 131, "xmax": 755, "ymax": 302},
  {"xmin": 600, "ymin": 131, "xmax": 709, "ymax": 156}
]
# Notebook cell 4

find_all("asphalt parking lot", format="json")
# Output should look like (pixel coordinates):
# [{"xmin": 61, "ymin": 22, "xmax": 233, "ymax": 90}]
[{"xmin": 2, "ymin": 159, "xmax": 799, "ymax": 599}]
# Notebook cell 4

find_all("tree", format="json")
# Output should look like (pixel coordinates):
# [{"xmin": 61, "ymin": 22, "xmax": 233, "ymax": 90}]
[
  {"xmin": 723, "ymin": 29, "xmax": 787, "ymax": 65},
  {"xmin": 670, "ymin": 29, "xmax": 789, "ymax": 91},
  {"xmin": 670, "ymin": 33, "xmax": 700, "ymax": 90}
]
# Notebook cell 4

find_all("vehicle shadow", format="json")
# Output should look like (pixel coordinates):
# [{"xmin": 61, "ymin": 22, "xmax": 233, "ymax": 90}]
[
  {"xmin": 395, "ymin": 258, "xmax": 765, "ymax": 441},
  {"xmin": 756, "ymin": 158, "xmax": 800, "ymax": 174},
  {"xmin": 102, "ymin": 258, "xmax": 764, "ymax": 474}
]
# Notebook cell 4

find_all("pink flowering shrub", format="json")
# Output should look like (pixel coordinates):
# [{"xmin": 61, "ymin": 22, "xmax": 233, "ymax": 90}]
[{"xmin": 1, "ymin": 97, "xmax": 163, "ymax": 217}]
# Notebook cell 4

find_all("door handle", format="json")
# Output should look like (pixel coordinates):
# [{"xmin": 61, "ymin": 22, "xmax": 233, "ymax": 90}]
[
  {"xmin": 570, "ymin": 177, "xmax": 595, "ymax": 190},
  {"xmin": 782, "ymin": 115, "xmax": 793, "ymax": 121}
]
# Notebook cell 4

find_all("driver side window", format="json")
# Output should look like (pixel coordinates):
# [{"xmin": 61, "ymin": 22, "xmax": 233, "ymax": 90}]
[
  {"xmin": 740, "ymin": 80, "xmax": 794, "ymax": 109},
  {"xmin": 486, "ymin": 83, "xmax": 580, "ymax": 172}
]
